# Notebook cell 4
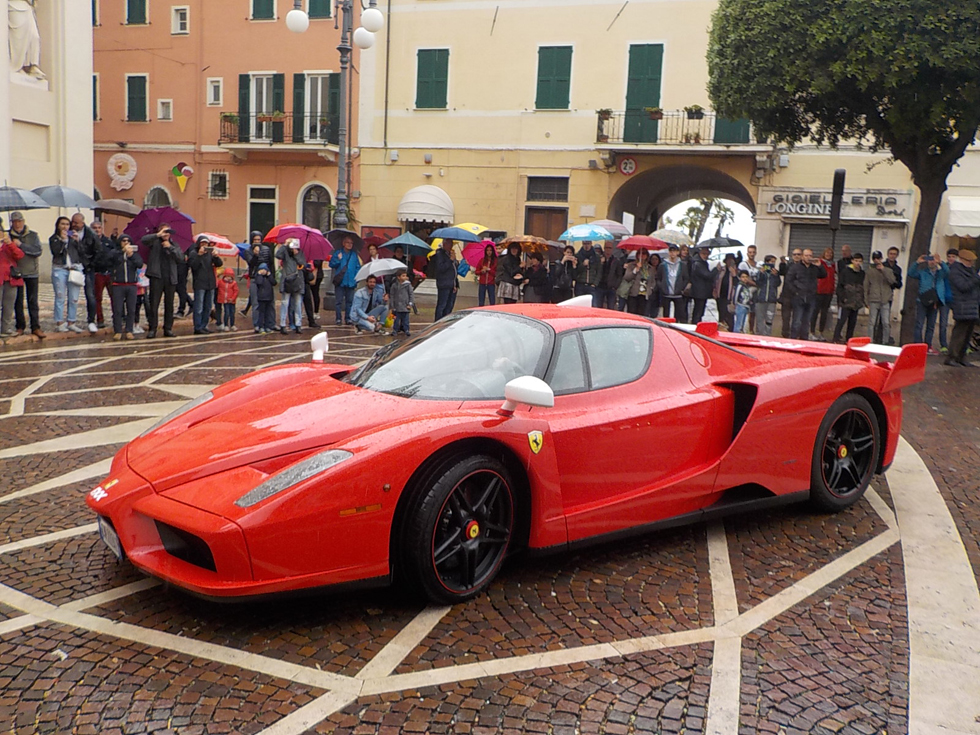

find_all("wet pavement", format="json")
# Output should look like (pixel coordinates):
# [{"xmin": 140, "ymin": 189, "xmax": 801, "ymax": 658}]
[{"xmin": 0, "ymin": 298, "xmax": 978, "ymax": 735}]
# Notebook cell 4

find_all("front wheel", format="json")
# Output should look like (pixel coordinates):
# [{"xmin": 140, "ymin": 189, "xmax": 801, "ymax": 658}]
[
  {"xmin": 810, "ymin": 393, "xmax": 881, "ymax": 512},
  {"xmin": 403, "ymin": 455, "xmax": 515, "ymax": 604}
]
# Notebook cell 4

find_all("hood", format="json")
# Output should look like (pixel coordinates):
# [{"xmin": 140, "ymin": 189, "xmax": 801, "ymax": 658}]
[{"xmin": 126, "ymin": 365, "xmax": 446, "ymax": 492}]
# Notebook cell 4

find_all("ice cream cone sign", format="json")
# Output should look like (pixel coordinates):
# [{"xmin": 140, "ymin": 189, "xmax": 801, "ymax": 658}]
[{"xmin": 172, "ymin": 162, "xmax": 194, "ymax": 193}]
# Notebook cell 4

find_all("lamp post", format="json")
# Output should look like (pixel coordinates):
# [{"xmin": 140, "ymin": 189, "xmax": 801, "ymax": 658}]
[{"xmin": 286, "ymin": 0, "xmax": 383, "ymax": 230}]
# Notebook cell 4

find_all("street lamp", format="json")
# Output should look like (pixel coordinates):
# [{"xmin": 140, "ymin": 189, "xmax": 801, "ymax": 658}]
[{"xmin": 286, "ymin": 0, "xmax": 384, "ymax": 230}]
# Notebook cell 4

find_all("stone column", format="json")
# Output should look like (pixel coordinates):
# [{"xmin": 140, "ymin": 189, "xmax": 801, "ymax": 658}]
[{"xmin": 0, "ymin": 6, "xmax": 12, "ymax": 183}]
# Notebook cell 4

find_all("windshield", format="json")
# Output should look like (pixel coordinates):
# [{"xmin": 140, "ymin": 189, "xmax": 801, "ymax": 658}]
[{"xmin": 344, "ymin": 311, "xmax": 554, "ymax": 400}]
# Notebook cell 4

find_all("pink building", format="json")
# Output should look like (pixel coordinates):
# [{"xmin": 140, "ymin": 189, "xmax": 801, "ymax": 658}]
[{"xmin": 93, "ymin": 0, "xmax": 360, "ymax": 240}]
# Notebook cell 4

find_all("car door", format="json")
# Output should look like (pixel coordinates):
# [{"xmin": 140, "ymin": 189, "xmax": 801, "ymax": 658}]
[{"xmin": 541, "ymin": 326, "xmax": 722, "ymax": 542}]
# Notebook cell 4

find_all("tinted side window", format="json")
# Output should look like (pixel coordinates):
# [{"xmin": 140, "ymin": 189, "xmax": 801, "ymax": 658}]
[
  {"xmin": 581, "ymin": 327, "xmax": 651, "ymax": 389},
  {"xmin": 547, "ymin": 332, "xmax": 588, "ymax": 394}
]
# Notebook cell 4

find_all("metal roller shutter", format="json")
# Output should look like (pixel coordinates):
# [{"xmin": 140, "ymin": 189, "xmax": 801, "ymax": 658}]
[{"xmin": 789, "ymin": 224, "xmax": 874, "ymax": 261}]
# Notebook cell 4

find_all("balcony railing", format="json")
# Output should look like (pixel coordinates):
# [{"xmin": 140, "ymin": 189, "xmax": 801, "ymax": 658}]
[
  {"xmin": 219, "ymin": 112, "xmax": 339, "ymax": 146},
  {"xmin": 596, "ymin": 110, "xmax": 758, "ymax": 146}
]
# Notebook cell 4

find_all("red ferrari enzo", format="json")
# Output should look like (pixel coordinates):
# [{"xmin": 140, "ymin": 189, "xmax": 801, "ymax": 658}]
[{"xmin": 87, "ymin": 305, "xmax": 926, "ymax": 604}]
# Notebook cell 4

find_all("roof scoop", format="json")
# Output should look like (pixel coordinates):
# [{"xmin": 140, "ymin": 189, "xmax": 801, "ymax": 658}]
[
  {"xmin": 311, "ymin": 332, "xmax": 329, "ymax": 363},
  {"xmin": 557, "ymin": 295, "xmax": 593, "ymax": 308}
]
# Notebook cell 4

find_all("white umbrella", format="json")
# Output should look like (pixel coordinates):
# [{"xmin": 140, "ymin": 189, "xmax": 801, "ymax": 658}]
[{"xmin": 355, "ymin": 258, "xmax": 408, "ymax": 281}]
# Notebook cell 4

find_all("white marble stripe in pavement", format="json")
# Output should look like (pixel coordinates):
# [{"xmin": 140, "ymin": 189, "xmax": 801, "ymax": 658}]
[
  {"xmin": 890, "ymin": 437, "xmax": 980, "ymax": 735},
  {"xmin": 0, "ymin": 459, "xmax": 112, "ymax": 505},
  {"xmin": 59, "ymin": 578, "xmax": 161, "ymax": 612},
  {"xmin": 0, "ymin": 418, "xmax": 155, "ymax": 458},
  {"xmin": 705, "ymin": 520, "xmax": 741, "ymax": 735},
  {"xmin": 0, "ymin": 614, "xmax": 41, "ymax": 636},
  {"xmin": 0, "ymin": 524, "xmax": 97, "ymax": 556}
]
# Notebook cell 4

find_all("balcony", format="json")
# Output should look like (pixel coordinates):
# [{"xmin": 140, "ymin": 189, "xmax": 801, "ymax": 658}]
[
  {"xmin": 218, "ymin": 112, "xmax": 339, "ymax": 151},
  {"xmin": 596, "ymin": 109, "xmax": 766, "ymax": 150}
]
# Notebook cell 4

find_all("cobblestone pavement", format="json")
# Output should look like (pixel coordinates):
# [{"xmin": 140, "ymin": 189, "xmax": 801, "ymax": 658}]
[{"xmin": 0, "ymin": 299, "xmax": 978, "ymax": 735}]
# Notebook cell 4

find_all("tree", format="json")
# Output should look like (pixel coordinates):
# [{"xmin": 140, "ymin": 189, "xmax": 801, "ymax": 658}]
[
  {"xmin": 708, "ymin": 0, "xmax": 980, "ymax": 343},
  {"xmin": 666, "ymin": 198, "xmax": 736, "ymax": 242}
]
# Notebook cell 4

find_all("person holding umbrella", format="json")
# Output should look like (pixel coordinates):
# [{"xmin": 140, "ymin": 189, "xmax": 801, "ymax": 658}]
[
  {"xmin": 142, "ymin": 224, "xmax": 184, "ymax": 338},
  {"xmin": 476, "ymin": 242, "xmax": 497, "ymax": 306},
  {"xmin": 620, "ymin": 249, "xmax": 656, "ymax": 315},
  {"xmin": 329, "ymin": 234, "xmax": 360, "ymax": 326},
  {"xmin": 433, "ymin": 237, "xmax": 459, "ymax": 320}
]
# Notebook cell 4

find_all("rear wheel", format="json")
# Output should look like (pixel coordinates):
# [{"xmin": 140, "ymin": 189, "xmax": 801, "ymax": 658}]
[
  {"xmin": 810, "ymin": 393, "xmax": 881, "ymax": 511},
  {"xmin": 403, "ymin": 455, "xmax": 515, "ymax": 604}
]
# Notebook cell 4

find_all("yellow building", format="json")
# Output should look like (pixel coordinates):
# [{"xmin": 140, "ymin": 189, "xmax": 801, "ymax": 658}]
[{"xmin": 356, "ymin": 0, "xmax": 980, "ymax": 305}]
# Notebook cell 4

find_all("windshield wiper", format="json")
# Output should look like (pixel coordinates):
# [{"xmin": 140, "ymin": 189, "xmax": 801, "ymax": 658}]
[{"xmin": 386, "ymin": 379, "xmax": 423, "ymax": 398}]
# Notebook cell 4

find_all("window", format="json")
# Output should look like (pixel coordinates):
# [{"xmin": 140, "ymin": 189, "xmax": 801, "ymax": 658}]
[
  {"xmin": 416, "ymin": 49, "xmax": 449, "ymax": 109},
  {"xmin": 93, "ymin": 74, "xmax": 100, "ymax": 121},
  {"xmin": 144, "ymin": 186, "xmax": 172, "ymax": 208},
  {"xmin": 125, "ymin": 74, "xmax": 148, "ymax": 122},
  {"xmin": 302, "ymin": 74, "xmax": 339, "ymax": 143},
  {"xmin": 251, "ymin": 0, "xmax": 275, "ymax": 20},
  {"xmin": 527, "ymin": 177, "xmax": 569, "ymax": 202},
  {"xmin": 308, "ymin": 0, "xmax": 330, "ymax": 18},
  {"xmin": 157, "ymin": 99, "xmax": 173, "ymax": 121},
  {"xmin": 171, "ymin": 6, "xmax": 189, "ymax": 34},
  {"xmin": 208, "ymin": 171, "xmax": 229, "ymax": 200},
  {"xmin": 126, "ymin": 0, "xmax": 147, "ymax": 24},
  {"xmin": 581, "ymin": 328, "xmax": 651, "ymax": 390},
  {"xmin": 92, "ymin": 0, "xmax": 99, "ymax": 25},
  {"xmin": 302, "ymin": 185, "xmax": 332, "ymax": 231},
  {"xmin": 206, "ymin": 78, "xmax": 223, "ymax": 106},
  {"xmin": 547, "ymin": 333, "xmax": 588, "ymax": 395},
  {"xmin": 536, "ymin": 46, "xmax": 572, "ymax": 110}
]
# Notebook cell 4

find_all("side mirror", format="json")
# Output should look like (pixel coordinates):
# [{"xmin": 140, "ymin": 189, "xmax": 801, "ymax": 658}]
[
  {"xmin": 310, "ymin": 332, "xmax": 328, "ymax": 363},
  {"xmin": 498, "ymin": 376, "xmax": 554, "ymax": 416}
]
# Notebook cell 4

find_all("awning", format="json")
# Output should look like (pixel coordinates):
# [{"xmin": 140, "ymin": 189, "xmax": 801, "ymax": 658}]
[
  {"xmin": 945, "ymin": 196, "xmax": 980, "ymax": 237},
  {"xmin": 397, "ymin": 185, "xmax": 454, "ymax": 223}
]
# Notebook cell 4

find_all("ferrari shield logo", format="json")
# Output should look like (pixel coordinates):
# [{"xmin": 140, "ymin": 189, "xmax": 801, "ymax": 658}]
[{"xmin": 527, "ymin": 431, "xmax": 544, "ymax": 455}]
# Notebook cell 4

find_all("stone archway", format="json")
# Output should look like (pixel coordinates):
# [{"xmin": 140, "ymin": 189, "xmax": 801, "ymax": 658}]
[{"xmin": 608, "ymin": 164, "xmax": 756, "ymax": 234}]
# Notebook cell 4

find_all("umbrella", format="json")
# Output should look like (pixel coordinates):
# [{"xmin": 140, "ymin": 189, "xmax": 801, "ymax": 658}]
[
  {"xmin": 196, "ymin": 232, "xmax": 240, "ymax": 259},
  {"xmin": 618, "ymin": 234, "xmax": 670, "ymax": 251},
  {"xmin": 325, "ymin": 228, "xmax": 365, "ymax": 252},
  {"xmin": 559, "ymin": 224, "xmax": 614, "ymax": 242},
  {"xmin": 651, "ymin": 228, "xmax": 694, "ymax": 247},
  {"xmin": 265, "ymin": 223, "xmax": 333, "ymax": 260},
  {"xmin": 461, "ymin": 240, "xmax": 499, "ymax": 268},
  {"xmin": 385, "ymin": 231, "xmax": 431, "ymax": 257},
  {"xmin": 94, "ymin": 199, "xmax": 141, "ymax": 218},
  {"xmin": 0, "ymin": 186, "xmax": 49, "ymax": 212},
  {"xmin": 124, "ymin": 207, "xmax": 196, "ymax": 252},
  {"xmin": 697, "ymin": 236, "xmax": 746, "ymax": 250},
  {"xmin": 355, "ymin": 258, "xmax": 408, "ymax": 282},
  {"xmin": 430, "ymin": 225, "xmax": 485, "ymax": 244},
  {"xmin": 32, "ymin": 185, "xmax": 98, "ymax": 210},
  {"xmin": 591, "ymin": 219, "xmax": 632, "ymax": 239},
  {"xmin": 362, "ymin": 235, "xmax": 388, "ymax": 248},
  {"xmin": 499, "ymin": 234, "xmax": 551, "ymax": 252}
]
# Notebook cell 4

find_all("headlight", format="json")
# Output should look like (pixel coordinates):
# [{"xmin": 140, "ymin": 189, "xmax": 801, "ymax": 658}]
[
  {"xmin": 140, "ymin": 391, "xmax": 214, "ymax": 437},
  {"xmin": 235, "ymin": 449, "xmax": 353, "ymax": 508}
]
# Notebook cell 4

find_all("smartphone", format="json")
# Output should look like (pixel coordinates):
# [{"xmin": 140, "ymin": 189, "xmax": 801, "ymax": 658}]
[{"xmin": 925, "ymin": 255, "xmax": 935, "ymax": 262}]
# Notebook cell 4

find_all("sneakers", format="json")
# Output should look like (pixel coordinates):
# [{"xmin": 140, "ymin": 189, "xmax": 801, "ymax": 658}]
[
  {"xmin": 216, "ymin": 325, "xmax": 227, "ymax": 332},
  {"xmin": 88, "ymin": 322, "xmax": 98, "ymax": 334},
  {"xmin": 230, "ymin": 325, "xmax": 238, "ymax": 332},
  {"xmin": 68, "ymin": 323, "xmax": 84, "ymax": 333},
  {"xmin": 940, "ymin": 346, "xmax": 949, "ymax": 354},
  {"xmin": 927, "ymin": 348, "xmax": 940, "ymax": 355},
  {"xmin": 133, "ymin": 325, "xmax": 144, "ymax": 334},
  {"xmin": 254, "ymin": 327, "xmax": 262, "ymax": 334},
  {"xmin": 96, "ymin": 322, "xmax": 106, "ymax": 329},
  {"xmin": 56, "ymin": 323, "xmax": 69, "ymax": 333}
]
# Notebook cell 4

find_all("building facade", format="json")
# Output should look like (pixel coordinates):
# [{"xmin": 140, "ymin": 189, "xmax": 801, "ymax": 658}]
[
  {"xmin": 92, "ymin": 0, "xmax": 365, "ymax": 241},
  {"xmin": 3, "ymin": 0, "xmax": 94, "ymax": 273}
]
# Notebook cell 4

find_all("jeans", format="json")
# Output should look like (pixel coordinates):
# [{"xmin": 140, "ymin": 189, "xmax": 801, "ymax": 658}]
[
  {"xmin": 810, "ymin": 292, "xmax": 833, "ymax": 334},
  {"xmin": 435, "ymin": 287, "xmax": 457, "ymax": 321},
  {"xmin": 754, "ymin": 302, "xmax": 776, "ymax": 335},
  {"xmin": 84, "ymin": 270, "xmax": 97, "ymax": 324},
  {"xmin": 915, "ymin": 300, "xmax": 939, "ymax": 347},
  {"xmin": 335, "ymin": 285, "xmax": 355, "ymax": 324},
  {"xmin": 478, "ymin": 283, "xmax": 496, "ymax": 306},
  {"xmin": 221, "ymin": 303, "xmax": 236, "ymax": 328},
  {"xmin": 148, "ymin": 278, "xmax": 176, "ymax": 333},
  {"xmin": 193, "ymin": 289, "xmax": 214, "ymax": 332},
  {"xmin": 734, "ymin": 304, "xmax": 750, "ymax": 333},
  {"xmin": 52, "ymin": 267, "xmax": 81, "ymax": 324},
  {"xmin": 594, "ymin": 287, "xmax": 617, "ymax": 310},
  {"xmin": 14, "ymin": 277, "xmax": 41, "ymax": 331},
  {"xmin": 867, "ymin": 302, "xmax": 890, "ymax": 344},
  {"xmin": 258, "ymin": 301, "xmax": 276, "ymax": 331},
  {"xmin": 938, "ymin": 302, "xmax": 950, "ymax": 349},
  {"xmin": 661, "ymin": 296, "xmax": 687, "ymax": 323},
  {"xmin": 95, "ymin": 273, "xmax": 113, "ymax": 324},
  {"xmin": 833, "ymin": 307, "xmax": 859, "ymax": 342},
  {"xmin": 392, "ymin": 311, "xmax": 411, "ymax": 335},
  {"xmin": 791, "ymin": 297, "xmax": 816, "ymax": 340},
  {"xmin": 353, "ymin": 304, "xmax": 389, "ymax": 332},
  {"xmin": 111, "ymin": 284, "xmax": 137, "ymax": 334},
  {"xmin": 574, "ymin": 283, "xmax": 595, "ymax": 300},
  {"xmin": 0, "ymin": 282, "xmax": 16, "ymax": 335},
  {"xmin": 279, "ymin": 292, "xmax": 303, "ymax": 329},
  {"xmin": 249, "ymin": 281, "xmax": 261, "ymax": 329}
]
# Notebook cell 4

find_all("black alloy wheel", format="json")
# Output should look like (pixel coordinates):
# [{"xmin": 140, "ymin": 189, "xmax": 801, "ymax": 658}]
[{"xmin": 810, "ymin": 393, "xmax": 881, "ymax": 511}]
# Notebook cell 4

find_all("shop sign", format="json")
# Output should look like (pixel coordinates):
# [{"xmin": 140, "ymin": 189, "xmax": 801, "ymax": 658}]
[{"xmin": 765, "ymin": 191, "xmax": 908, "ymax": 218}]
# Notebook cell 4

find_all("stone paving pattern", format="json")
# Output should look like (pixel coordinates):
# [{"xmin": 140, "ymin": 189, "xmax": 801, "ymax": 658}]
[
  {"xmin": 0, "ymin": 482, "xmax": 94, "ymax": 544},
  {"xmin": 0, "ymin": 444, "xmax": 124, "ymax": 494},
  {"xmin": 0, "ymin": 414, "xmax": 133, "ymax": 444}
]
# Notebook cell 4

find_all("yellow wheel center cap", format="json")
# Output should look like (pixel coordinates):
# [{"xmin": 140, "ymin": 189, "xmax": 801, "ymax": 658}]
[
  {"xmin": 838, "ymin": 445, "xmax": 848, "ymax": 459},
  {"xmin": 465, "ymin": 520, "xmax": 480, "ymax": 539}
]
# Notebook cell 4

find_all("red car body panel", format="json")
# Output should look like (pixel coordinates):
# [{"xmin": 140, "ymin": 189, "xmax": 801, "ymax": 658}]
[{"xmin": 86, "ymin": 305, "xmax": 925, "ymax": 598}]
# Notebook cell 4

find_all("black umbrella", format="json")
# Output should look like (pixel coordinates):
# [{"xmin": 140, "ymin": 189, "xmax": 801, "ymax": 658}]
[
  {"xmin": 33, "ymin": 185, "xmax": 98, "ymax": 209},
  {"xmin": 697, "ymin": 236, "xmax": 745, "ymax": 250},
  {"xmin": 0, "ymin": 186, "xmax": 49, "ymax": 212},
  {"xmin": 325, "ymin": 228, "xmax": 364, "ymax": 251}
]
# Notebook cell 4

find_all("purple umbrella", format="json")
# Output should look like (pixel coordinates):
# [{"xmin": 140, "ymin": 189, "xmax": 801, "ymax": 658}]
[
  {"xmin": 124, "ymin": 207, "xmax": 196, "ymax": 255},
  {"xmin": 265, "ymin": 224, "xmax": 333, "ymax": 261}
]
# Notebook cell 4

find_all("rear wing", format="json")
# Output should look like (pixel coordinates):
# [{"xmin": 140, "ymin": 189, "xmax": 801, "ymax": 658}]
[{"xmin": 661, "ymin": 320, "xmax": 927, "ymax": 393}]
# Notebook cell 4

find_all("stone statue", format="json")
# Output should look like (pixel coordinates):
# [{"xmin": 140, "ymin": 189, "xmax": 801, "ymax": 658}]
[{"xmin": 8, "ymin": 0, "xmax": 45, "ymax": 80}]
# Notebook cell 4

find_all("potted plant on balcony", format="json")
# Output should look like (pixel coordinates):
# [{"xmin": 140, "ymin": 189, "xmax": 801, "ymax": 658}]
[
  {"xmin": 596, "ymin": 108, "xmax": 613, "ymax": 121},
  {"xmin": 256, "ymin": 111, "xmax": 275, "ymax": 123},
  {"xmin": 644, "ymin": 107, "xmax": 664, "ymax": 120},
  {"xmin": 220, "ymin": 112, "xmax": 239, "ymax": 124},
  {"xmin": 684, "ymin": 104, "xmax": 705, "ymax": 120}
]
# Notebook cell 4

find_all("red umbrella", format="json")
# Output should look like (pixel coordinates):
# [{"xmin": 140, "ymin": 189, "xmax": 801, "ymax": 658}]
[
  {"xmin": 618, "ymin": 234, "xmax": 670, "ymax": 252},
  {"xmin": 264, "ymin": 223, "xmax": 333, "ymax": 261}
]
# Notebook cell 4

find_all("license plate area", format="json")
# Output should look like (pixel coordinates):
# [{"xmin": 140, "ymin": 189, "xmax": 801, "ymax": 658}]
[{"xmin": 98, "ymin": 516, "xmax": 123, "ymax": 560}]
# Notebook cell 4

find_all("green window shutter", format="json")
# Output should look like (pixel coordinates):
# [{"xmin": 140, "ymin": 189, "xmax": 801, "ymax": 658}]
[
  {"xmin": 536, "ymin": 46, "xmax": 572, "ymax": 110},
  {"xmin": 126, "ymin": 76, "xmax": 146, "ymax": 121},
  {"xmin": 293, "ymin": 73, "xmax": 306, "ymax": 142},
  {"xmin": 271, "ymin": 73, "xmax": 285, "ymax": 142},
  {"xmin": 238, "ymin": 73, "xmax": 251, "ymax": 143},
  {"xmin": 309, "ymin": 0, "xmax": 330, "ymax": 18},
  {"xmin": 126, "ymin": 0, "xmax": 146, "ymax": 24},
  {"xmin": 252, "ymin": 0, "xmax": 274, "ymax": 20},
  {"xmin": 327, "ymin": 72, "xmax": 340, "ymax": 144},
  {"xmin": 416, "ymin": 49, "xmax": 448, "ymax": 109}
]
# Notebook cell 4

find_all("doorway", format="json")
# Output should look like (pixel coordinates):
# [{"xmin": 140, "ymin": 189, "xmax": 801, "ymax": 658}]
[{"xmin": 248, "ymin": 186, "xmax": 277, "ymax": 237}]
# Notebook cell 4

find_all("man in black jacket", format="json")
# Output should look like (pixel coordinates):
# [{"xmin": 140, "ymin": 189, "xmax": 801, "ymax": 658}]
[
  {"xmin": 433, "ymin": 238, "xmax": 459, "ymax": 321},
  {"xmin": 142, "ymin": 224, "xmax": 184, "ymax": 338},
  {"xmin": 70, "ymin": 213, "xmax": 100, "ymax": 333},
  {"xmin": 187, "ymin": 235, "xmax": 223, "ymax": 335},
  {"xmin": 90, "ymin": 220, "xmax": 115, "ymax": 329},
  {"xmin": 689, "ymin": 246, "xmax": 715, "ymax": 323},
  {"xmin": 778, "ymin": 248, "xmax": 802, "ymax": 337},
  {"xmin": 786, "ymin": 248, "xmax": 828, "ymax": 340},
  {"xmin": 944, "ymin": 250, "xmax": 980, "ymax": 367}
]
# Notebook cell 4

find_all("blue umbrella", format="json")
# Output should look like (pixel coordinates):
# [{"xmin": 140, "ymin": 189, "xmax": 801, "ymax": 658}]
[
  {"xmin": 558, "ymin": 224, "xmax": 614, "ymax": 242},
  {"xmin": 429, "ymin": 226, "xmax": 483, "ymax": 243},
  {"xmin": 385, "ymin": 231, "xmax": 431, "ymax": 257}
]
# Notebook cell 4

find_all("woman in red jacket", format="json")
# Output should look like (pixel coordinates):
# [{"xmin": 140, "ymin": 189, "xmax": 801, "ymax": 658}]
[
  {"xmin": 0, "ymin": 220, "xmax": 25, "ymax": 338},
  {"xmin": 811, "ymin": 246, "xmax": 837, "ymax": 340},
  {"xmin": 476, "ymin": 241, "xmax": 497, "ymax": 306}
]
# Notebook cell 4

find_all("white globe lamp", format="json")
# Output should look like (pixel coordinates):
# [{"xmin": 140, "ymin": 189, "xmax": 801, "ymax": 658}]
[
  {"xmin": 285, "ymin": 9, "xmax": 310, "ymax": 33},
  {"xmin": 352, "ymin": 26, "xmax": 375, "ymax": 49},
  {"xmin": 361, "ymin": 7, "xmax": 384, "ymax": 33}
]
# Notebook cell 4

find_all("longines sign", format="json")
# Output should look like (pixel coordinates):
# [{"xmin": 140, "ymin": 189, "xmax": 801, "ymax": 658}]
[{"xmin": 763, "ymin": 190, "xmax": 912, "ymax": 219}]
